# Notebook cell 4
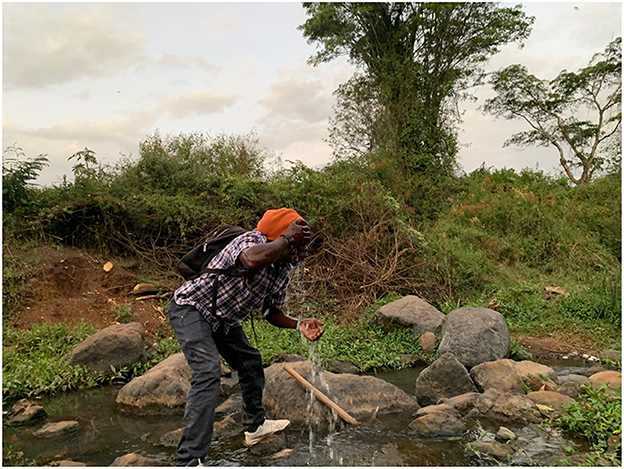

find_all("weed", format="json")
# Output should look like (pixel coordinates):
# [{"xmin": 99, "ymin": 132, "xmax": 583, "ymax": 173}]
[
  {"xmin": 112, "ymin": 304, "xmax": 137, "ymax": 324},
  {"xmin": 509, "ymin": 340, "xmax": 533, "ymax": 361}
]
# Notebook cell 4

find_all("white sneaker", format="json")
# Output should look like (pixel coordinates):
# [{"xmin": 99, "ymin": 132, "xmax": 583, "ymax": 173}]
[{"xmin": 244, "ymin": 419, "xmax": 290, "ymax": 446}]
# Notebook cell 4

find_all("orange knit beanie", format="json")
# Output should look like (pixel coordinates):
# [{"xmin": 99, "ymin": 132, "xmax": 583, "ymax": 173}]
[{"xmin": 257, "ymin": 208, "xmax": 304, "ymax": 241}]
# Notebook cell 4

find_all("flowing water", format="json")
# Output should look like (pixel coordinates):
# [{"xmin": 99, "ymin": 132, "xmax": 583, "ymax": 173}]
[{"xmin": 3, "ymin": 359, "xmax": 590, "ymax": 466}]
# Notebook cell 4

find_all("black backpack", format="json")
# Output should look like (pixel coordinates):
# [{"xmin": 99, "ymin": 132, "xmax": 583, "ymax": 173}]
[{"xmin": 177, "ymin": 225, "xmax": 247, "ymax": 281}]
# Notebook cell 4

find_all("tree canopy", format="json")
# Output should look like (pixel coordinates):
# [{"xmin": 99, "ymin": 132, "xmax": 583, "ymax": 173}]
[
  {"xmin": 484, "ymin": 38, "xmax": 622, "ymax": 185},
  {"xmin": 300, "ymin": 2, "xmax": 534, "ymax": 181}
]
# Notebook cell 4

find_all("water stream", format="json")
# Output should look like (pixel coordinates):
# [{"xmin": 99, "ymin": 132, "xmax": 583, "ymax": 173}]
[{"xmin": 4, "ymin": 359, "xmax": 590, "ymax": 466}]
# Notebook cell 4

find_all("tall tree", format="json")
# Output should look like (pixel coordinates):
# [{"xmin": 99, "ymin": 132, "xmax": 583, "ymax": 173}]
[
  {"xmin": 483, "ymin": 38, "xmax": 622, "ymax": 185},
  {"xmin": 300, "ymin": 2, "xmax": 534, "ymax": 179}
]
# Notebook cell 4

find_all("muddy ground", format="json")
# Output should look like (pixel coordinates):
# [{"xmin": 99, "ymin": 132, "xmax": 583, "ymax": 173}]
[{"xmin": 7, "ymin": 245, "xmax": 601, "ymax": 357}]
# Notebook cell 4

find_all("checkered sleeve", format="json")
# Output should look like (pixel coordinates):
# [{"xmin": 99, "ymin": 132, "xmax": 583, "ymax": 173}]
[{"xmin": 215, "ymin": 230, "xmax": 267, "ymax": 268}]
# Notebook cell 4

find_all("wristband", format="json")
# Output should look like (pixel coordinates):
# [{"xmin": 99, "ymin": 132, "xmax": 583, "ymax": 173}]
[{"xmin": 280, "ymin": 234, "xmax": 294, "ymax": 248}]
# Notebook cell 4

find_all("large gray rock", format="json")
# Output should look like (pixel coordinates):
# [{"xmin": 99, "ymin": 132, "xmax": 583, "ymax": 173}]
[
  {"xmin": 375, "ymin": 295, "xmax": 445, "ymax": 335},
  {"xmin": 470, "ymin": 359, "xmax": 524, "ymax": 394},
  {"xmin": 263, "ymin": 361, "xmax": 419, "ymax": 428},
  {"xmin": 467, "ymin": 388, "xmax": 542, "ymax": 427},
  {"xmin": 116, "ymin": 353, "xmax": 191, "ymax": 415},
  {"xmin": 438, "ymin": 308, "xmax": 510, "ymax": 367},
  {"xmin": 415, "ymin": 353, "xmax": 477, "ymax": 406},
  {"xmin": 69, "ymin": 322, "xmax": 151, "ymax": 373},
  {"xmin": 5, "ymin": 399, "xmax": 47, "ymax": 426}
]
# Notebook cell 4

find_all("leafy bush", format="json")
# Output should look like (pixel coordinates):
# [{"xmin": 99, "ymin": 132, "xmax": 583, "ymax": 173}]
[
  {"xmin": 557, "ymin": 385, "xmax": 621, "ymax": 454},
  {"xmin": 2, "ymin": 145, "xmax": 49, "ymax": 214}
]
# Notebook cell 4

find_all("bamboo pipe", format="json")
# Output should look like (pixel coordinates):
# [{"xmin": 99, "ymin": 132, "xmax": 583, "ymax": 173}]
[{"xmin": 282, "ymin": 363, "xmax": 359, "ymax": 425}]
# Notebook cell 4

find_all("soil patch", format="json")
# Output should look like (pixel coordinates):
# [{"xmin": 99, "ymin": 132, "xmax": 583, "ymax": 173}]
[
  {"xmin": 514, "ymin": 332, "xmax": 598, "ymax": 359},
  {"xmin": 12, "ymin": 245, "xmax": 179, "ymax": 340}
]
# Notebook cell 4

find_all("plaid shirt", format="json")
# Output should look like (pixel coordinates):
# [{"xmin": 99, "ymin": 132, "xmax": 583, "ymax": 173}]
[{"xmin": 174, "ymin": 230, "xmax": 293, "ymax": 331}]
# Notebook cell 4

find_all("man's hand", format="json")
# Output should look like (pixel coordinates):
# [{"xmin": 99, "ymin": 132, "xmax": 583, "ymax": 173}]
[
  {"xmin": 299, "ymin": 318, "xmax": 324, "ymax": 341},
  {"xmin": 284, "ymin": 219, "xmax": 311, "ymax": 248}
]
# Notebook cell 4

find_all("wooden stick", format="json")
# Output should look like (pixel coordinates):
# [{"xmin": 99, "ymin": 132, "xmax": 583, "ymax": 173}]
[{"xmin": 282, "ymin": 363, "xmax": 359, "ymax": 425}]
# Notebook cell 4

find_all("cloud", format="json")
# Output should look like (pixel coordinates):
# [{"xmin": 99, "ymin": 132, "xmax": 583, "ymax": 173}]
[
  {"xmin": 3, "ymin": 4, "xmax": 147, "ymax": 91},
  {"xmin": 151, "ymin": 54, "xmax": 221, "ymax": 72},
  {"xmin": 156, "ymin": 90, "xmax": 238, "ymax": 118},
  {"xmin": 210, "ymin": 11, "xmax": 243, "ymax": 31}
]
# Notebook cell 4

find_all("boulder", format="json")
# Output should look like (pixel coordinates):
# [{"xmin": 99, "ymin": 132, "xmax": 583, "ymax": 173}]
[
  {"xmin": 558, "ymin": 374, "xmax": 589, "ymax": 385},
  {"xmin": 514, "ymin": 361, "xmax": 558, "ymax": 391},
  {"xmin": 442, "ymin": 392, "xmax": 481, "ymax": 418},
  {"xmin": 526, "ymin": 391, "xmax": 575, "ymax": 414},
  {"xmin": 419, "ymin": 332, "xmax": 437, "ymax": 354},
  {"xmin": 215, "ymin": 397, "xmax": 242, "ymax": 418},
  {"xmin": 5, "ymin": 399, "xmax": 47, "ymax": 426},
  {"xmin": 213, "ymin": 416, "xmax": 242, "ymax": 440},
  {"xmin": 33, "ymin": 421, "xmax": 80, "ymax": 438},
  {"xmin": 69, "ymin": 322, "xmax": 151, "ymax": 373},
  {"xmin": 415, "ymin": 353, "xmax": 477, "ymax": 406},
  {"xmin": 263, "ymin": 361, "xmax": 419, "ymax": 427},
  {"xmin": 470, "ymin": 359, "xmax": 524, "ymax": 394},
  {"xmin": 557, "ymin": 382, "xmax": 584, "ymax": 398},
  {"xmin": 467, "ymin": 388, "xmax": 542, "ymax": 427},
  {"xmin": 109, "ymin": 453, "xmax": 169, "ymax": 466},
  {"xmin": 374, "ymin": 295, "xmax": 445, "ymax": 335},
  {"xmin": 415, "ymin": 403, "xmax": 458, "ymax": 418},
  {"xmin": 589, "ymin": 371, "xmax": 621, "ymax": 391},
  {"xmin": 53, "ymin": 461, "xmax": 86, "ymax": 467},
  {"xmin": 116, "ymin": 353, "xmax": 191, "ymax": 415},
  {"xmin": 248, "ymin": 433, "xmax": 287, "ymax": 457},
  {"xmin": 406, "ymin": 411, "xmax": 466, "ymax": 438},
  {"xmin": 438, "ymin": 308, "xmax": 510, "ymax": 367}
]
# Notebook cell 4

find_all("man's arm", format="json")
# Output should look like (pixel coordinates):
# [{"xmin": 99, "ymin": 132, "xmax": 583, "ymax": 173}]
[{"xmin": 239, "ymin": 220, "xmax": 310, "ymax": 270}]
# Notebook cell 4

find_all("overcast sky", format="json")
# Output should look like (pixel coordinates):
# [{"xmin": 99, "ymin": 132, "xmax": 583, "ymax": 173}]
[{"xmin": 2, "ymin": 2, "xmax": 621, "ymax": 186}]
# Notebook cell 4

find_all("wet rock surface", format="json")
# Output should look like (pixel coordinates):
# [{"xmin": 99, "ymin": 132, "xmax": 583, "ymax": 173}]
[
  {"xmin": 526, "ymin": 391, "xmax": 575, "ymax": 414},
  {"xmin": 213, "ymin": 416, "xmax": 242, "ymax": 440},
  {"xmin": 263, "ymin": 360, "xmax": 420, "ymax": 427},
  {"xmin": 406, "ymin": 411, "xmax": 467, "ymax": 437},
  {"xmin": 467, "ymin": 388, "xmax": 542, "ymax": 427},
  {"xmin": 116, "ymin": 353, "xmax": 191, "ymax": 415},
  {"xmin": 109, "ymin": 452, "xmax": 169, "ymax": 466},
  {"xmin": 438, "ymin": 307, "xmax": 510, "ymax": 367},
  {"xmin": 34, "ymin": 420, "xmax": 80, "ymax": 438},
  {"xmin": 69, "ymin": 322, "xmax": 151, "ymax": 374},
  {"xmin": 415, "ymin": 353, "xmax": 477, "ymax": 406},
  {"xmin": 247, "ymin": 433, "xmax": 287, "ymax": 457},
  {"xmin": 470, "ymin": 359, "xmax": 524, "ymax": 394},
  {"xmin": 158, "ymin": 428, "xmax": 181, "ymax": 448},
  {"xmin": 5, "ymin": 399, "xmax": 47, "ymax": 426}
]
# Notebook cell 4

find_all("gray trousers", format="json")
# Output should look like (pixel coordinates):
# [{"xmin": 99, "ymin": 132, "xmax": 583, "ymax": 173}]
[{"xmin": 168, "ymin": 300, "xmax": 267, "ymax": 464}]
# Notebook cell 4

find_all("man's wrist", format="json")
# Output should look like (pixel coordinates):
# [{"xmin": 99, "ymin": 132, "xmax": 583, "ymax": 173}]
[{"xmin": 295, "ymin": 318, "xmax": 302, "ymax": 331}]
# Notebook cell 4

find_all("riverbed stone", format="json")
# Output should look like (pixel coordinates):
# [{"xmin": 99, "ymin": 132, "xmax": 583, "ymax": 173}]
[
  {"xmin": 496, "ymin": 426, "xmax": 516, "ymax": 441},
  {"xmin": 438, "ymin": 307, "xmax": 510, "ymax": 367},
  {"xmin": 109, "ymin": 453, "xmax": 169, "ymax": 466},
  {"xmin": 374, "ymin": 295, "xmax": 445, "ymax": 335},
  {"xmin": 526, "ymin": 391, "xmax": 574, "ymax": 414},
  {"xmin": 116, "ymin": 353, "xmax": 191, "ymax": 415},
  {"xmin": 470, "ymin": 359, "xmax": 524, "ymax": 394},
  {"xmin": 69, "ymin": 322, "xmax": 151, "ymax": 374},
  {"xmin": 263, "ymin": 361, "xmax": 420, "ymax": 427},
  {"xmin": 467, "ymin": 388, "xmax": 542, "ymax": 427},
  {"xmin": 557, "ymin": 381, "xmax": 584, "ymax": 398},
  {"xmin": 33, "ymin": 420, "xmax": 80, "ymax": 438},
  {"xmin": 215, "ymin": 397, "xmax": 242, "ymax": 417},
  {"xmin": 577, "ymin": 365, "xmax": 608, "ymax": 377},
  {"xmin": 442, "ymin": 392, "xmax": 481, "ymax": 418},
  {"xmin": 415, "ymin": 403, "xmax": 458, "ymax": 418},
  {"xmin": 248, "ymin": 433, "xmax": 287, "ymax": 457},
  {"xmin": 469, "ymin": 441, "xmax": 511, "ymax": 461},
  {"xmin": 5, "ymin": 399, "xmax": 47, "ymax": 426},
  {"xmin": 406, "ymin": 411, "xmax": 467, "ymax": 438},
  {"xmin": 558, "ymin": 373, "xmax": 589, "ymax": 385},
  {"xmin": 589, "ymin": 371, "xmax": 621, "ymax": 391},
  {"xmin": 53, "ymin": 460, "xmax": 86, "ymax": 467},
  {"xmin": 415, "ymin": 353, "xmax": 477, "ymax": 406},
  {"xmin": 213, "ymin": 416, "xmax": 242, "ymax": 440},
  {"xmin": 514, "ymin": 361, "xmax": 558, "ymax": 391},
  {"xmin": 419, "ymin": 332, "xmax": 437, "ymax": 353},
  {"xmin": 158, "ymin": 428, "xmax": 181, "ymax": 447}
]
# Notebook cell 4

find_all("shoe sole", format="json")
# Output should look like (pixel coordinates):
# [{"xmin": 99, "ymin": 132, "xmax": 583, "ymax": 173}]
[{"xmin": 244, "ymin": 421, "xmax": 290, "ymax": 446}]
